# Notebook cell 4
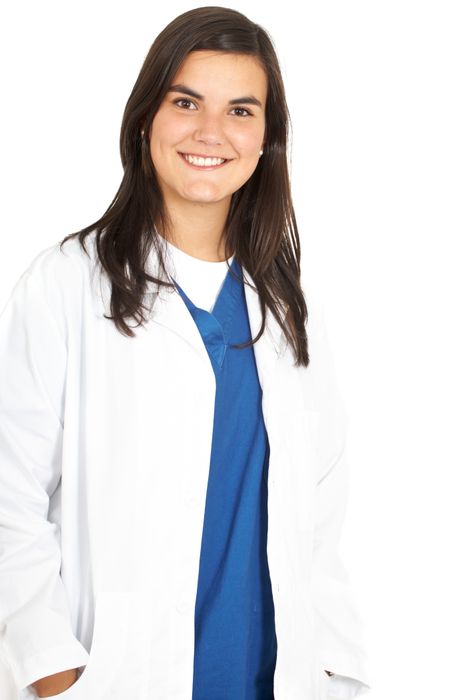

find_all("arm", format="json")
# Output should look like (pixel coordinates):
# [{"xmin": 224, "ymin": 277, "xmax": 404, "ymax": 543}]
[
  {"xmin": 0, "ymin": 269, "xmax": 89, "ymax": 692},
  {"xmin": 304, "ymin": 293, "xmax": 371, "ymax": 696}
]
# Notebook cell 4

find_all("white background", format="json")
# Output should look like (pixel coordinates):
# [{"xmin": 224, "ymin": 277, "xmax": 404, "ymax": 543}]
[{"xmin": 1, "ymin": 2, "xmax": 449, "ymax": 698}]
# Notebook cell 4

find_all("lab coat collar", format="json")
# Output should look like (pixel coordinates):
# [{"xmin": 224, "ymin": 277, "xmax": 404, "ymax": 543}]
[{"xmin": 141, "ymin": 245, "xmax": 289, "ymax": 367}]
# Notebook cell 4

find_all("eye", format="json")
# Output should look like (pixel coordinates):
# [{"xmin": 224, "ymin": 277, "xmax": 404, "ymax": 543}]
[
  {"xmin": 173, "ymin": 98, "xmax": 196, "ymax": 110},
  {"xmin": 172, "ymin": 98, "xmax": 252, "ymax": 117},
  {"xmin": 231, "ymin": 107, "xmax": 253, "ymax": 117}
]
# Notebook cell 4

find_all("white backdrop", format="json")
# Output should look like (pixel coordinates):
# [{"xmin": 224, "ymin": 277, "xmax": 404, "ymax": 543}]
[{"xmin": 1, "ymin": 2, "xmax": 449, "ymax": 698}]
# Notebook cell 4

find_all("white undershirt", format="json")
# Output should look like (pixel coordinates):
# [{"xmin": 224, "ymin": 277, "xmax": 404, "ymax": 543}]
[{"xmin": 156, "ymin": 231, "xmax": 234, "ymax": 313}]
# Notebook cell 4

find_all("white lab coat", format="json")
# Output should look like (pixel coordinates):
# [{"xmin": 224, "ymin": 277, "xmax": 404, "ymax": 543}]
[{"xmin": 0, "ymin": 235, "xmax": 371, "ymax": 699}]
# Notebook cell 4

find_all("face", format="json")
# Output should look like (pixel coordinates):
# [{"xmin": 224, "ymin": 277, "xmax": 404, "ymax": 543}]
[{"xmin": 148, "ymin": 50, "xmax": 267, "ymax": 208}]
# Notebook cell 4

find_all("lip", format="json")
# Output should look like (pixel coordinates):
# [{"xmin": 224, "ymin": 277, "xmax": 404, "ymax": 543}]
[{"xmin": 178, "ymin": 152, "xmax": 231, "ymax": 170}]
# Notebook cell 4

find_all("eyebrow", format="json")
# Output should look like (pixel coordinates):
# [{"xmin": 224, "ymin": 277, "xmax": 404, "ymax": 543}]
[{"xmin": 167, "ymin": 83, "xmax": 263, "ymax": 109}]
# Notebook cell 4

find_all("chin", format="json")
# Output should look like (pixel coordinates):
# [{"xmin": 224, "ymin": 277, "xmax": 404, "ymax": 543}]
[{"xmin": 180, "ymin": 188, "xmax": 231, "ymax": 203}]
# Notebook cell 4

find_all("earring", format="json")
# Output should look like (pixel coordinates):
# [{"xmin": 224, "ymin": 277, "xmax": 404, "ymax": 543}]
[{"xmin": 259, "ymin": 149, "xmax": 263, "ymax": 156}]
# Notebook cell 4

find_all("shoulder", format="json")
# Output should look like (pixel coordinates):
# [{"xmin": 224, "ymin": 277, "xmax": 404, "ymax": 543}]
[
  {"xmin": 19, "ymin": 232, "xmax": 100, "ymax": 303},
  {"xmin": 24, "ymin": 233, "xmax": 96, "ymax": 289},
  {"xmin": 5, "ymin": 233, "xmax": 101, "ymax": 330}
]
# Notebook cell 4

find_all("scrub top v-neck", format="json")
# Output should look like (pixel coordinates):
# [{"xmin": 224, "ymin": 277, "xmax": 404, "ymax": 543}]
[{"xmin": 162, "ymin": 234, "xmax": 277, "ymax": 700}]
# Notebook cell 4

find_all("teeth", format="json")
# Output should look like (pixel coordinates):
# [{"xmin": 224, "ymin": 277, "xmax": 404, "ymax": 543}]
[{"xmin": 183, "ymin": 153, "xmax": 226, "ymax": 166}]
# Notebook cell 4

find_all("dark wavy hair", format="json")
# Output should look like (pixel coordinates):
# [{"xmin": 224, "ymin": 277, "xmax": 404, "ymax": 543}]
[{"xmin": 60, "ymin": 5, "xmax": 310, "ymax": 367}]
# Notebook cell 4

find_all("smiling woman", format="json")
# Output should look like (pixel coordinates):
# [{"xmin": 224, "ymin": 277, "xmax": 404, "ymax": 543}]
[{"xmin": 0, "ymin": 6, "xmax": 370, "ymax": 700}]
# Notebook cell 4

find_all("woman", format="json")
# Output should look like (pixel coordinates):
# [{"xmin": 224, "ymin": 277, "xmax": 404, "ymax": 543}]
[{"xmin": 0, "ymin": 6, "xmax": 370, "ymax": 699}]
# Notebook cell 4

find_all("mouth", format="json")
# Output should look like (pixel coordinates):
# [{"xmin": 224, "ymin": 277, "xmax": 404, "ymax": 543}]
[{"xmin": 178, "ymin": 152, "xmax": 232, "ymax": 170}]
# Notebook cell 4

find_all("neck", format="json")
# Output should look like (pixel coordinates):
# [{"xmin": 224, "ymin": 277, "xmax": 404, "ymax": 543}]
[{"xmin": 156, "ymin": 198, "xmax": 232, "ymax": 262}]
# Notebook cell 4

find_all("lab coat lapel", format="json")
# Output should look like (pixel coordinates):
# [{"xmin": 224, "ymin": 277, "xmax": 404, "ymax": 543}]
[
  {"xmin": 241, "ymin": 265, "xmax": 288, "ymax": 379},
  {"xmin": 136, "ymin": 244, "xmax": 212, "ymax": 360},
  {"xmin": 145, "ymin": 281, "xmax": 210, "ymax": 360}
]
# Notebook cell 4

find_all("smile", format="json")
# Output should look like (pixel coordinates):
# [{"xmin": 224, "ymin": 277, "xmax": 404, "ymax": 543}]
[{"xmin": 178, "ymin": 152, "xmax": 231, "ymax": 170}]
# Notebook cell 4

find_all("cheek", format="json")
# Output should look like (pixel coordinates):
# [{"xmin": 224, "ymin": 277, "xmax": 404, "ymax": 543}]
[
  {"xmin": 231, "ymin": 127, "xmax": 264, "ymax": 156},
  {"xmin": 151, "ymin": 111, "xmax": 191, "ymax": 148}
]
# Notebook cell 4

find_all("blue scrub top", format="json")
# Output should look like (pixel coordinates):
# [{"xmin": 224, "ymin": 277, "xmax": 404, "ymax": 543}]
[{"xmin": 171, "ymin": 257, "xmax": 277, "ymax": 700}]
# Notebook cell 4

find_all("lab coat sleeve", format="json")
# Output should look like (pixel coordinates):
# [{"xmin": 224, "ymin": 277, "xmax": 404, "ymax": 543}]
[
  {"xmin": 0, "ymin": 269, "xmax": 89, "ymax": 691},
  {"xmin": 306, "ymin": 295, "xmax": 371, "ymax": 697}
]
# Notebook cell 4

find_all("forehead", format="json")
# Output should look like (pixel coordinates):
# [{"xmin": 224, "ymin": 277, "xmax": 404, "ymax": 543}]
[{"xmin": 172, "ymin": 50, "xmax": 268, "ymax": 104}]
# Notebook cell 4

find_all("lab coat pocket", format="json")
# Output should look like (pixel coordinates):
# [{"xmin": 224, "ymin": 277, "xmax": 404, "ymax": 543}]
[{"xmin": 40, "ymin": 591, "xmax": 129, "ymax": 700}]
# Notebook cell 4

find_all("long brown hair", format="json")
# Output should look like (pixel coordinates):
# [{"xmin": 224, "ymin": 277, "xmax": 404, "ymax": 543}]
[{"xmin": 60, "ymin": 6, "xmax": 310, "ymax": 367}]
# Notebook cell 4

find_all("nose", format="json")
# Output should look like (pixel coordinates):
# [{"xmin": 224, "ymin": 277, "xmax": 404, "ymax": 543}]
[{"xmin": 192, "ymin": 112, "xmax": 226, "ymax": 147}]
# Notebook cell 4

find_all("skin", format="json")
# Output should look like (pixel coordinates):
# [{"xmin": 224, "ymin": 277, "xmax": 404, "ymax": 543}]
[
  {"xmin": 31, "ymin": 668, "xmax": 79, "ymax": 697},
  {"xmin": 148, "ymin": 50, "xmax": 268, "ymax": 261},
  {"xmin": 30, "ymin": 50, "xmax": 268, "ymax": 699}
]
